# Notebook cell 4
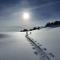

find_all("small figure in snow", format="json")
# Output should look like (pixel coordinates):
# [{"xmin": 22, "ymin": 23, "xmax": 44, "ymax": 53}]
[{"xmin": 26, "ymin": 31, "xmax": 28, "ymax": 36}]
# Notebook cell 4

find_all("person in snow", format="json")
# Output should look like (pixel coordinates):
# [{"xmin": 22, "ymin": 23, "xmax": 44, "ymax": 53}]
[
  {"xmin": 26, "ymin": 31, "xmax": 28, "ymax": 36},
  {"xmin": 26, "ymin": 31, "xmax": 31, "ymax": 36}
]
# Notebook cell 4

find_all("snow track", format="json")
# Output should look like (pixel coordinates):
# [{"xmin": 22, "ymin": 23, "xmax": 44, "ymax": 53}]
[{"xmin": 26, "ymin": 35, "xmax": 55, "ymax": 60}]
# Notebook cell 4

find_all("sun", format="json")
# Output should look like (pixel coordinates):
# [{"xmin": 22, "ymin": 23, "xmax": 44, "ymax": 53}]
[{"xmin": 22, "ymin": 12, "xmax": 30, "ymax": 20}]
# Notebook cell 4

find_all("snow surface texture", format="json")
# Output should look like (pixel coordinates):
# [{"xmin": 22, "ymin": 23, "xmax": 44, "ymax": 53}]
[
  {"xmin": 29, "ymin": 27, "xmax": 60, "ymax": 60},
  {"xmin": 25, "ymin": 33, "xmax": 55, "ymax": 60},
  {"xmin": 0, "ymin": 32, "xmax": 39, "ymax": 60},
  {"xmin": 0, "ymin": 27, "xmax": 60, "ymax": 60}
]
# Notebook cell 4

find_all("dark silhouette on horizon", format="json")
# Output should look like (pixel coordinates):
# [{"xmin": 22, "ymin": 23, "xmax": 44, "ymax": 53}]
[
  {"xmin": 0, "ymin": 34, "xmax": 9, "ymax": 38},
  {"xmin": 45, "ymin": 21, "xmax": 60, "ymax": 27},
  {"xmin": 20, "ymin": 21, "xmax": 60, "ymax": 32}
]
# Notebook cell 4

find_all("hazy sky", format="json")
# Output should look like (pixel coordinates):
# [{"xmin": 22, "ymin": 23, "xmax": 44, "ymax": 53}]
[{"xmin": 0, "ymin": 0, "xmax": 60, "ymax": 26}]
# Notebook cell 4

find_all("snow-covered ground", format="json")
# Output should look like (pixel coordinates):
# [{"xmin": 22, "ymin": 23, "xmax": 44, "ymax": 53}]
[
  {"xmin": 0, "ymin": 32, "xmax": 39, "ymax": 60},
  {"xmin": 0, "ymin": 27, "xmax": 60, "ymax": 60},
  {"xmin": 30, "ymin": 27, "xmax": 60, "ymax": 60}
]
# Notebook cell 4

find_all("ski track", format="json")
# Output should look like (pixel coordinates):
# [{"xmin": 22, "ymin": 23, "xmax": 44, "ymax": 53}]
[{"xmin": 25, "ymin": 35, "xmax": 55, "ymax": 60}]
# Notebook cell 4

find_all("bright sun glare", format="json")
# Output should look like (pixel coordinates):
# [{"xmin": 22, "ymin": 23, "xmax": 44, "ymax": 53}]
[{"xmin": 22, "ymin": 12, "xmax": 30, "ymax": 20}]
